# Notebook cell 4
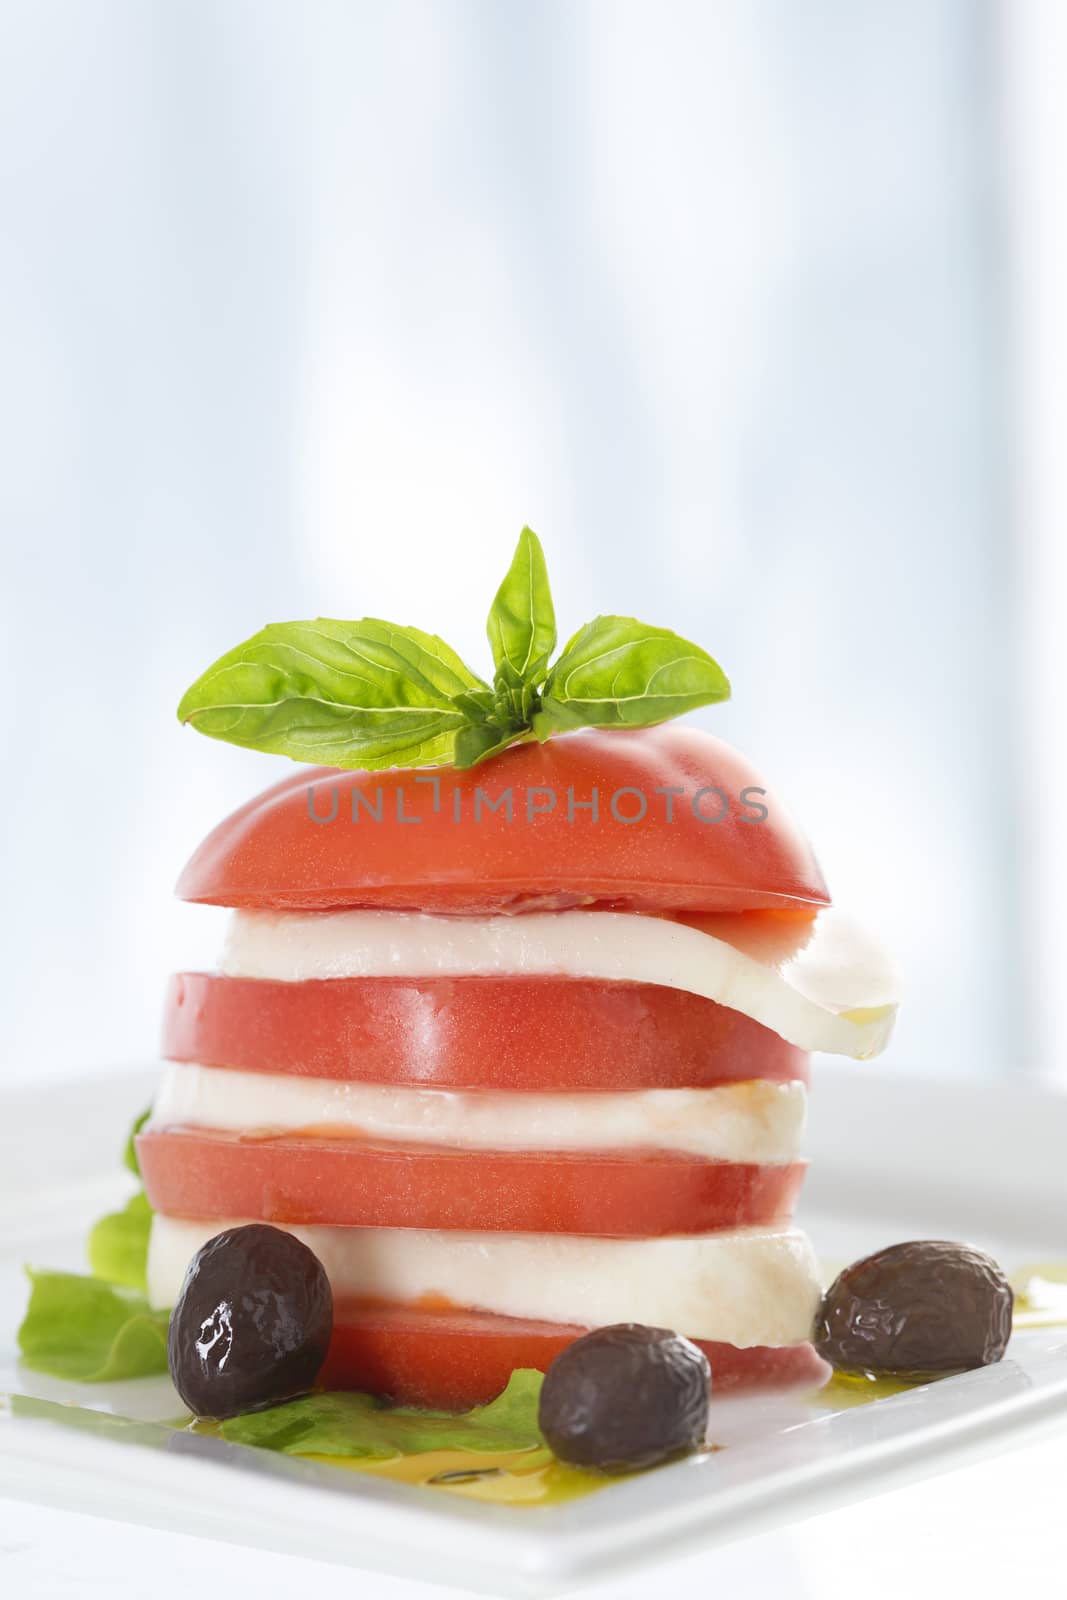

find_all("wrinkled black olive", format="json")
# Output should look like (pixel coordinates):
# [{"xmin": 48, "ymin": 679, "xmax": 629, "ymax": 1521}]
[
  {"xmin": 168, "ymin": 1224, "xmax": 333, "ymax": 1418},
  {"xmin": 815, "ymin": 1240, "xmax": 1013, "ymax": 1380},
  {"xmin": 538, "ymin": 1323, "xmax": 710, "ymax": 1473}
]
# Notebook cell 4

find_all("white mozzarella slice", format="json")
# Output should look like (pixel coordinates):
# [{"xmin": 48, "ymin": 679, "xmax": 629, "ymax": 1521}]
[
  {"xmin": 148, "ymin": 1063, "xmax": 806, "ymax": 1164},
  {"xmin": 147, "ymin": 1216, "xmax": 822, "ymax": 1347},
  {"xmin": 220, "ymin": 907, "xmax": 897, "ymax": 1058}
]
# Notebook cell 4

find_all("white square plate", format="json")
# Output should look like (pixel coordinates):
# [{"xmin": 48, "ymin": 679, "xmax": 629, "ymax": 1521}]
[{"xmin": 2, "ymin": 1067, "xmax": 1065, "ymax": 1597}]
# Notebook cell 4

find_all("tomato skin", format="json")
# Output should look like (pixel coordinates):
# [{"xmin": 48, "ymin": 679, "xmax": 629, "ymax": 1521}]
[
  {"xmin": 175, "ymin": 727, "xmax": 829, "ymax": 914},
  {"xmin": 163, "ymin": 973, "xmax": 809, "ymax": 1091},
  {"xmin": 138, "ymin": 1131, "xmax": 806, "ymax": 1236},
  {"xmin": 321, "ymin": 1304, "xmax": 831, "ymax": 1407}
]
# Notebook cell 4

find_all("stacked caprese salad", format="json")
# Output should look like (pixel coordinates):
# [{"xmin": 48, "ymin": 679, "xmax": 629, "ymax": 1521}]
[
  {"xmin": 25, "ymin": 530, "xmax": 1030, "ymax": 1483},
  {"xmin": 139, "ymin": 722, "xmax": 898, "ymax": 1409}
]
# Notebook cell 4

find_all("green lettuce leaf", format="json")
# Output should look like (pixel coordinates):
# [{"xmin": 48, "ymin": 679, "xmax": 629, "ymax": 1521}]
[
  {"xmin": 18, "ymin": 1269, "xmax": 170, "ymax": 1382},
  {"xmin": 219, "ymin": 1367, "xmax": 545, "ymax": 1459},
  {"xmin": 87, "ymin": 1191, "xmax": 153, "ymax": 1292},
  {"xmin": 123, "ymin": 1108, "xmax": 151, "ymax": 1178}
]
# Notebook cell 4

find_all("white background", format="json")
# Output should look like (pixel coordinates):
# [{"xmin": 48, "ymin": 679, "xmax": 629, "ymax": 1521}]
[
  {"xmin": 0, "ymin": 0, "xmax": 1063, "ymax": 1089},
  {"xmin": 2, "ymin": 7, "xmax": 1066, "ymax": 1597}
]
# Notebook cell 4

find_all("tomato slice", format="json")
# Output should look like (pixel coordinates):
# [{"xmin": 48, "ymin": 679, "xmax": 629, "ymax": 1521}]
[
  {"xmin": 176, "ymin": 727, "xmax": 829, "ymax": 914},
  {"xmin": 138, "ymin": 1130, "xmax": 806, "ymax": 1235},
  {"xmin": 163, "ymin": 973, "xmax": 808, "ymax": 1091},
  {"xmin": 321, "ymin": 1303, "xmax": 831, "ymax": 1407}
]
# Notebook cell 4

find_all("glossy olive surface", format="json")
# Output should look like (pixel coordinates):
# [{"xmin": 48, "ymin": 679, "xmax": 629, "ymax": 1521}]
[
  {"xmin": 538, "ymin": 1323, "xmax": 711, "ymax": 1473},
  {"xmin": 815, "ymin": 1239, "xmax": 1013, "ymax": 1380},
  {"xmin": 168, "ymin": 1224, "xmax": 333, "ymax": 1419}
]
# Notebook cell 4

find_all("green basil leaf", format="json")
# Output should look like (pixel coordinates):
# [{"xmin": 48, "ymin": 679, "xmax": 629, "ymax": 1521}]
[
  {"xmin": 219, "ymin": 1368, "xmax": 544, "ymax": 1459},
  {"xmin": 537, "ymin": 614, "xmax": 730, "ymax": 732},
  {"xmin": 87, "ymin": 1191, "xmax": 153, "ymax": 1293},
  {"xmin": 453, "ymin": 721, "xmax": 535, "ymax": 769},
  {"xmin": 18, "ymin": 1269, "xmax": 170, "ymax": 1382},
  {"xmin": 451, "ymin": 687, "xmax": 498, "ymax": 723},
  {"xmin": 355, "ymin": 619, "xmax": 489, "ymax": 699},
  {"xmin": 529, "ymin": 697, "xmax": 587, "ymax": 740},
  {"xmin": 486, "ymin": 528, "xmax": 556, "ymax": 698},
  {"xmin": 453, "ymin": 721, "xmax": 508, "ymax": 770},
  {"xmin": 177, "ymin": 619, "xmax": 473, "ymax": 768}
]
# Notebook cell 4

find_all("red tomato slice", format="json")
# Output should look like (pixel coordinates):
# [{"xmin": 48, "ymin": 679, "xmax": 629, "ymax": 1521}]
[
  {"xmin": 321, "ymin": 1303, "xmax": 831, "ymax": 1407},
  {"xmin": 176, "ymin": 727, "xmax": 829, "ymax": 914},
  {"xmin": 138, "ymin": 1131, "xmax": 806, "ymax": 1235},
  {"xmin": 163, "ymin": 973, "xmax": 809, "ymax": 1091}
]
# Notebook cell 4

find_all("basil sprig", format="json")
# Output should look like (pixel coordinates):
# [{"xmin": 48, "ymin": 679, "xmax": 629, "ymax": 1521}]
[{"xmin": 178, "ymin": 528, "xmax": 730, "ymax": 769}]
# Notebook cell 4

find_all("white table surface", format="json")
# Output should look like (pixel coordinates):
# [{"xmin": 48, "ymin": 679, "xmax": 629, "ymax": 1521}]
[{"xmin": 2, "ymin": 1426, "xmax": 1063, "ymax": 1599}]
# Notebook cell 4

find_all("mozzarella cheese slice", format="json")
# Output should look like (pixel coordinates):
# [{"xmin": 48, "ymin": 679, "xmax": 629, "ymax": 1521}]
[
  {"xmin": 147, "ymin": 1216, "xmax": 823, "ymax": 1347},
  {"xmin": 148, "ymin": 1063, "xmax": 806, "ymax": 1163},
  {"xmin": 220, "ymin": 907, "xmax": 898, "ymax": 1058}
]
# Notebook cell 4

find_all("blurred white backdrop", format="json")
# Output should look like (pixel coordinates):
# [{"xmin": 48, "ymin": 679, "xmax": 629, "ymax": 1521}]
[{"xmin": 1, "ymin": 0, "xmax": 1061, "ymax": 1084}]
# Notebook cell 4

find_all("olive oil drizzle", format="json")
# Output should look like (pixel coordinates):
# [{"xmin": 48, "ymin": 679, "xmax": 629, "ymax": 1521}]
[
  {"xmin": 1011, "ymin": 1264, "xmax": 1067, "ymax": 1329},
  {"xmin": 304, "ymin": 1445, "xmax": 603, "ymax": 1504}
]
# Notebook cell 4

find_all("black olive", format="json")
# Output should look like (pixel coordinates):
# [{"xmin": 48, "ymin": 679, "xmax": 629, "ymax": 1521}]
[
  {"xmin": 168, "ymin": 1224, "xmax": 333, "ymax": 1419},
  {"xmin": 538, "ymin": 1323, "xmax": 710, "ymax": 1474},
  {"xmin": 815, "ymin": 1240, "xmax": 1013, "ymax": 1380}
]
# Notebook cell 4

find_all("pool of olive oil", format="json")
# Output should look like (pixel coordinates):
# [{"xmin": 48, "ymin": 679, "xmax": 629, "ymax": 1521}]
[{"xmin": 305, "ymin": 1444, "xmax": 603, "ymax": 1505}]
